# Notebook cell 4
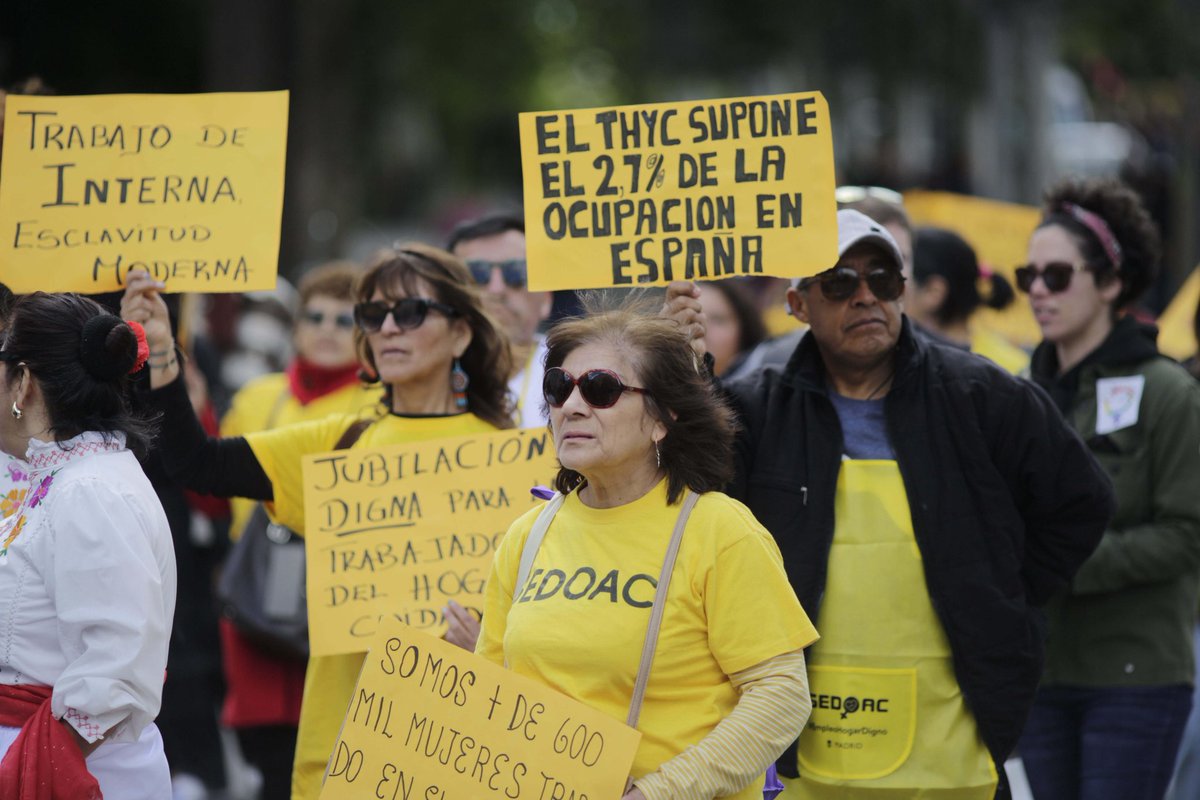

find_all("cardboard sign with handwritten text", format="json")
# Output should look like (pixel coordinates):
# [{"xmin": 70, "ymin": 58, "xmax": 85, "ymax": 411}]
[
  {"xmin": 519, "ymin": 92, "xmax": 837, "ymax": 290},
  {"xmin": 302, "ymin": 428, "xmax": 557, "ymax": 657},
  {"xmin": 0, "ymin": 91, "xmax": 288, "ymax": 293},
  {"xmin": 319, "ymin": 620, "xmax": 641, "ymax": 800}
]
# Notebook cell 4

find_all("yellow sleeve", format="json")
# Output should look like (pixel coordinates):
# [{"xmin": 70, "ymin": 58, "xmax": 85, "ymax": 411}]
[
  {"xmin": 244, "ymin": 413, "xmax": 350, "ymax": 533},
  {"xmin": 474, "ymin": 506, "xmax": 539, "ymax": 666},
  {"xmin": 704, "ymin": 518, "xmax": 819, "ymax": 676},
  {"xmin": 220, "ymin": 374, "xmax": 287, "ymax": 439},
  {"xmin": 634, "ymin": 651, "xmax": 811, "ymax": 800}
]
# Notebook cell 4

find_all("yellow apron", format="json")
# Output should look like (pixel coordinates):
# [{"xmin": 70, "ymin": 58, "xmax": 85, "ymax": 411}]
[{"xmin": 782, "ymin": 461, "xmax": 997, "ymax": 799}]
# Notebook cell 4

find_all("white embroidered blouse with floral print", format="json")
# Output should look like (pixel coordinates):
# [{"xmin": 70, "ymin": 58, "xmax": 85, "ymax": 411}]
[{"xmin": 0, "ymin": 432, "xmax": 176, "ymax": 743}]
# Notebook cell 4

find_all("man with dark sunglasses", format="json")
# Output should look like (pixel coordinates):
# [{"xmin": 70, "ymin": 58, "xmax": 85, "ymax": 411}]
[
  {"xmin": 448, "ymin": 213, "xmax": 551, "ymax": 428},
  {"xmin": 665, "ymin": 208, "xmax": 1114, "ymax": 798}
]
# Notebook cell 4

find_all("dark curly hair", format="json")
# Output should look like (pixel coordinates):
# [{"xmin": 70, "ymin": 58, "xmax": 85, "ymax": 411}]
[
  {"xmin": 2, "ymin": 293, "xmax": 155, "ymax": 455},
  {"xmin": 544, "ymin": 294, "xmax": 737, "ymax": 504},
  {"xmin": 1038, "ymin": 177, "xmax": 1161, "ymax": 310},
  {"xmin": 355, "ymin": 244, "xmax": 515, "ymax": 430}
]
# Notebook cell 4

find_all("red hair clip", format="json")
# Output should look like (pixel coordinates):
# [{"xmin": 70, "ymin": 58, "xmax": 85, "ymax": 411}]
[{"xmin": 125, "ymin": 320, "xmax": 151, "ymax": 374}]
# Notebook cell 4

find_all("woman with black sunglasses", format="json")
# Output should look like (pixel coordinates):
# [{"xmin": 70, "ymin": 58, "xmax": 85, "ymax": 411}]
[
  {"xmin": 1017, "ymin": 178, "xmax": 1200, "ymax": 800},
  {"xmin": 476, "ymin": 301, "xmax": 817, "ymax": 800},
  {"xmin": 121, "ymin": 244, "xmax": 514, "ymax": 800}
]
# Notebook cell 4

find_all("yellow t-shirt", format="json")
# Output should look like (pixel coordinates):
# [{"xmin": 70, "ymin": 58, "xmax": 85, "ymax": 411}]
[
  {"xmin": 246, "ymin": 411, "xmax": 501, "ymax": 800},
  {"xmin": 477, "ymin": 480, "xmax": 818, "ymax": 799},
  {"xmin": 970, "ymin": 327, "xmax": 1029, "ymax": 376},
  {"xmin": 220, "ymin": 372, "xmax": 382, "ymax": 540}
]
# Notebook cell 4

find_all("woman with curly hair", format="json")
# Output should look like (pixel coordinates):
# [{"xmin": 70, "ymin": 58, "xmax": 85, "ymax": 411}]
[
  {"xmin": 122, "ymin": 245, "xmax": 514, "ymax": 800},
  {"xmin": 1016, "ymin": 178, "xmax": 1200, "ymax": 799}
]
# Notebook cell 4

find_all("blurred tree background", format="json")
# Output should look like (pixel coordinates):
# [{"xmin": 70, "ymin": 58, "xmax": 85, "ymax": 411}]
[{"xmin": 2, "ymin": 0, "xmax": 1198, "ymax": 308}]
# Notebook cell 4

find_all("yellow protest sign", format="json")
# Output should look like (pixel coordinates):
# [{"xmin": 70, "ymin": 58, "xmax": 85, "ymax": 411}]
[
  {"xmin": 903, "ymin": 190, "xmax": 1042, "ymax": 347},
  {"xmin": 320, "ymin": 620, "xmax": 641, "ymax": 800},
  {"xmin": 1157, "ymin": 265, "xmax": 1199, "ymax": 361},
  {"xmin": 302, "ymin": 428, "xmax": 557, "ymax": 658},
  {"xmin": 519, "ymin": 92, "xmax": 838, "ymax": 290},
  {"xmin": 0, "ymin": 91, "xmax": 288, "ymax": 293}
]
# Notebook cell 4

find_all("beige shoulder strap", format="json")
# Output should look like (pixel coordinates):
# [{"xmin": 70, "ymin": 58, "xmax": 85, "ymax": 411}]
[
  {"xmin": 626, "ymin": 490, "xmax": 698, "ymax": 728},
  {"xmin": 512, "ymin": 492, "xmax": 567, "ymax": 602},
  {"xmin": 506, "ymin": 487, "xmax": 700, "ymax": 733}
]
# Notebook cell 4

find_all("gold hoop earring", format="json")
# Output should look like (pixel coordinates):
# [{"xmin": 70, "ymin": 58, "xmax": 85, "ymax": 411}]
[{"xmin": 10, "ymin": 402, "xmax": 22, "ymax": 420}]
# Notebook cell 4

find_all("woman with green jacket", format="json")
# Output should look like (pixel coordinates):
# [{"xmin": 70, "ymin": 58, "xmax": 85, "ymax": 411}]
[{"xmin": 1017, "ymin": 177, "xmax": 1200, "ymax": 800}]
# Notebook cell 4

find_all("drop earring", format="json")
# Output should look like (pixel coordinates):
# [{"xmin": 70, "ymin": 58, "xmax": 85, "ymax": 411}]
[
  {"xmin": 451, "ymin": 359, "xmax": 470, "ymax": 411},
  {"xmin": 654, "ymin": 439, "xmax": 661, "ymax": 468},
  {"xmin": 10, "ymin": 402, "xmax": 20, "ymax": 420}
]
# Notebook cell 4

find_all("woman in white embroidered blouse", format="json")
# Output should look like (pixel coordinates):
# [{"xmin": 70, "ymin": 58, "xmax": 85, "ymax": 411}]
[{"xmin": 0, "ymin": 293, "xmax": 176, "ymax": 800}]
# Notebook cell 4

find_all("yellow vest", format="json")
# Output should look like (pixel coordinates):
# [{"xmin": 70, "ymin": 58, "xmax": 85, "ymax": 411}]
[{"xmin": 782, "ymin": 461, "xmax": 997, "ymax": 798}]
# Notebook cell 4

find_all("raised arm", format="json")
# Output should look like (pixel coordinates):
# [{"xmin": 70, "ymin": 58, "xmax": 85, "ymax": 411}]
[
  {"xmin": 121, "ymin": 271, "xmax": 273, "ymax": 500},
  {"xmin": 661, "ymin": 281, "xmax": 707, "ymax": 358}
]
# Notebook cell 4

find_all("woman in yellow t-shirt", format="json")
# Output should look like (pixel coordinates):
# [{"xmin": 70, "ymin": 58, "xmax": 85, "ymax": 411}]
[
  {"xmin": 476, "ymin": 304, "xmax": 818, "ymax": 800},
  {"xmin": 121, "ymin": 245, "xmax": 515, "ymax": 800}
]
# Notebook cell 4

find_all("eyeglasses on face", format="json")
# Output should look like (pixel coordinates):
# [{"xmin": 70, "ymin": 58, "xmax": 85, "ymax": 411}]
[
  {"xmin": 466, "ymin": 259, "xmax": 527, "ymax": 289},
  {"xmin": 798, "ymin": 266, "xmax": 905, "ymax": 303},
  {"xmin": 1014, "ymin": 262, "xmax": 1091, "ymax": 294},
  {"xmin": 353, "ymin": 298, "xmax": 460, "ymax": 333},
  {"xmin": 543, "ymin": 367, "xmax": 650, "ymax": 409},
  {"xmin": 300, "ymin": 309, "xmax": 356, "ymax": 330}
]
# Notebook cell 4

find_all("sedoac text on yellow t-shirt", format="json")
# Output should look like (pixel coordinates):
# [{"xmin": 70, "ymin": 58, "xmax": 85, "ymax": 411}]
[
  {"xmin": 245, "ymin": 410, "xmax": 501, "ymax": 800},
  {"xmin": 477, "ymin": 479, "xmax": 818, "ymax": 800}
]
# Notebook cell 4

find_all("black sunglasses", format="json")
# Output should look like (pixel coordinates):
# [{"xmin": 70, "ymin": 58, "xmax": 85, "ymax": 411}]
[
  {"xmin": 543, "ymin": 367, "xmax": 649, "ymax": 409},
  {"xmin": 353, "ymin": 298, "xmax": 460, "ymax": 333},
  {"xmin": 1014, "ymin": 262, "xmax": 1090, "ymax": 294},
  {"xmin": 466, "ymin": 259, "xmax": 527, "ymax": 289},
  {"xmin": 300, "ymin": 309, "xmax": 355, "ymax": 330},
  {"xmin": 799, "ymin": 266, "xmax": 905, "ymax": 302}
]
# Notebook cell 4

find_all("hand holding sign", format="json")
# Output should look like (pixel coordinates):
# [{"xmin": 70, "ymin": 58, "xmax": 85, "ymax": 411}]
[
  {"xmin": 660, "ymin": 281, "xmax": 707, "ymax": 358},
  {"xmin": 118, "ymin": 270, "xmax": 178, "ymax": 381}
]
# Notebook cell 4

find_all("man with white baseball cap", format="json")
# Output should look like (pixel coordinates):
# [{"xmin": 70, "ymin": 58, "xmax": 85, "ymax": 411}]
[{"xmin": 664, "ymin": 208, "xmax": 1113, "ymax": 797}]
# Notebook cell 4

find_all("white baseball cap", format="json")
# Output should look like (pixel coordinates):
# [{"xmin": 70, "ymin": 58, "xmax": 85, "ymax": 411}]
[{"xmin": 792, "ymin": 209, "xmax": 905, "ymax": 288}]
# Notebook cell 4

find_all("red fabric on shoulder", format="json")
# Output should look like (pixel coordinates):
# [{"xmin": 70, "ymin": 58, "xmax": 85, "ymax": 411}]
[
  {"xmin": 286, "ymin": 357, "xmax": 361, "ymax": 406},
  {"xmin": 0, "ymin": 684, "xmax": 102, "ymax": 800}
]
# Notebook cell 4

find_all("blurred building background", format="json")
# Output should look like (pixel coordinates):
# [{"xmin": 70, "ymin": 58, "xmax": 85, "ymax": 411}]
[{"xmin": 2, "ymin": 0, "xmax": 1198, "ymax": 309}]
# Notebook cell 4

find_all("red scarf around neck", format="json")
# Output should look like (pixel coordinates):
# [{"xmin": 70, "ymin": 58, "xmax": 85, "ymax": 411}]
[{"xmin": 285, "ymin": 358, "xmax": 361, "ymax": 406}]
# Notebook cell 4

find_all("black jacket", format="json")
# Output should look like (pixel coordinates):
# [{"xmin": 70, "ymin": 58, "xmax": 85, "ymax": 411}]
[{"xmin": 724, "ymin": 318, "xmax": 1114, "ymax": 777}]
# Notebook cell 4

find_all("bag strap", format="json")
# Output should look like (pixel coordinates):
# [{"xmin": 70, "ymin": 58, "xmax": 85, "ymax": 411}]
[
  {"xmin": 507, "ymin": 487, "xmax": 700, "ymax": 731},
  {"xmin": 334, "ymin": 418, "xmax": 373, "ymax": 451},
  {"xmin": 512, "ymin": 492, "xmax": 567, "ymax": 603},
  {"xmin": 626, "ymin": 489, "xmax": 698, "ymax": 729}
]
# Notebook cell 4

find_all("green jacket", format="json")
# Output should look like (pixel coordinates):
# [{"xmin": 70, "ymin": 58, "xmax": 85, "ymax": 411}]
[{"xmin": 1031, "ymin": 318, "xmax": 1200, "ymax": 686}]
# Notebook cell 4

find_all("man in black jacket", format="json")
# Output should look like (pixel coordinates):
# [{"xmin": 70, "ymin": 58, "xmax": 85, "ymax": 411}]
[{"xmin": 666, "ymin": 209, "xmax": 1114, "ymax": 798}]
